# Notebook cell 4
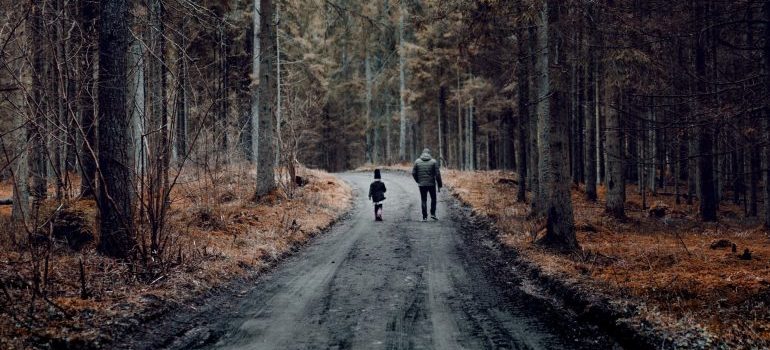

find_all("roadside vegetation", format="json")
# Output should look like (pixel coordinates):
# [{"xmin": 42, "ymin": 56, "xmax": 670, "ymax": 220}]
[
  {"xmin": 445, "ymin": 170, "xmax": 769, "ymax": 347},
  {"xmin": 0, "ymin": 166, "xmax": 351, "ymax": 348}
]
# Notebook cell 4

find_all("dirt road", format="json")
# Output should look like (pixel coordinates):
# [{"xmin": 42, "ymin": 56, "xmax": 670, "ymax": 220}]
[{"xmin": 119, "ymin": 172, "xmax": 618, "ymax": 350}]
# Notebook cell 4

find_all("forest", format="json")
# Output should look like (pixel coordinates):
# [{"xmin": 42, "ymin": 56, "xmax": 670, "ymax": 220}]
[{"xmin": 1, "ymin": 0, "xmax": 769, "ymax": 348}]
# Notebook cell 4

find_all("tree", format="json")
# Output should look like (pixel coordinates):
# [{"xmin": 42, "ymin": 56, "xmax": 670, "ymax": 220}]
[
  {"xmin": 765, "ymin": 0, "xmax": 770, "ymax": 228},
  {"xmin": 583, "ymin": 22, "xmax": 597, "ymax": 202},
  {"xmin": 174, "ymin": 20, "xmax": 189, "ymax": 165},
  {"xmin": 695, "ymin": 2, "xmax": 716, "ymax": 222},
  {"xmin": 97, "ymin": 0, "xmax": 136, "ymax": 258},
  {"xmin": 604, "ymin": 80, "xmax": 625, "ymax": 219},
  {"xmin": 535, "ymin": 0, "xmax": 578, "ymax": 251},
  {"xmin": 79, "ymin": 0, "xmax": 98, "ymax": 198},
  {"xmin": 515, "ymin": 18, "xmax": 529, "ymax": 203},
  {"xmin": 255, "ymin": 0, "xmax": 276, "ymax": 198},
  {"xmin": 28, "ymin": 0, "xmax": 47, "ymax": 208},
  {"xmin": 398, "ymin": 2, "xmax": 408, "ymax": 162},
  {"xmin": 250, "ymin": 0, "xmax": 261, "ymax": 162}
]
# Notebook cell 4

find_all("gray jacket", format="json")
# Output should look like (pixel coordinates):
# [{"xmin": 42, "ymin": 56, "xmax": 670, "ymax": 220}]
[{"xmin": 412, "ymin": 152, "xmax": 443, "ymax": 188}]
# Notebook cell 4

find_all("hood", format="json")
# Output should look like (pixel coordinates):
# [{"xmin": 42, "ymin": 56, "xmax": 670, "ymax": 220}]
[{"xmin": 420, "ymin": 153, "xmax": 432, "ymax": 161}]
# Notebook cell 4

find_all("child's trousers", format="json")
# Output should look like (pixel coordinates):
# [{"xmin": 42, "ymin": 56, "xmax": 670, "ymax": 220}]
[{"xmin": 374, "ymin": 203, "xmax": 383, "ymax": 220}]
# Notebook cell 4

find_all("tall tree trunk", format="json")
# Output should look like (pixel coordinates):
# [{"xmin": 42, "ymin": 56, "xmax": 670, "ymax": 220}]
[
  {"xmin": 398, "ymin": 4, "xmax": 407, "ymax": 162},
  {"xmin": 764, "ymin": 0, "xmax": 770, "ymax": 228},
  {"xmin": 649, "ymin": 99, "xmax": 657, "ymax": 196},
  {"xmin": 29, "ymin": 0, "xmax": 47, "ymax": 208},
  {"xmin": 79, "ymin": 0, "xmax": 98, "ymax": 198},
  {"xmin": 175, "ymin": 21, "xmax": 188, "ymax": 165},
  {"xmin": 456, "ymin": 65, "xmax": 463, "ymax": 169},
  {"xmin": 53, "ymin": 0, "xmax": 67, "ymax": 201},
  {"xmin": 687, "ymin": 127, "xmax": 696, "ymax": 205},
  {"xmin": 605, "ymin": 82, "xmax": 625, "ymax": 219},
  {"xmin": 255, "ymin": 0, "xmax": 276, "ymax": 198},
  {"xmin": 516, "ymin": 31, "xmax": 528, "ymax": 202},
  {"xmin": 385, "ymin": 99, "xmax": 391, "ymax": 163},
  {"xmin": 750, "ymin": 141, "xmax": 760, "ymax": 217},
  {"xmin": 275, "ymin": 7, "xmax": 282, "ymax": 166},
  {"xmin": 534, "ymin": 2, "xmax": 550, "ymax": 215},
  {"xmin": 527, "ymin": 25, "xmax": 539, "ymax": 204},
  {"xmin": 218, "ymin": 25, "xmax": 229, "ymax": 159},
  {"xmin": 501, "ymin": 105, "xmax": 514, "ymax": 170},
  {"xmin": 438, "ymin": 77, "xmax": 445, "ymax": 167},
  {"xmin": 250, "ymin": 0, "xmax": 261, "ymax": 162},
  {"xmin": 536, "ymin": 0, "xmax": 578, "ymax": 251},
  {"xmin": 695, "ymin": 5, "xmax": 717, "ymax": 221},
  {"xmin": 584, "ymin": 28, "xmax": 597, "ymax": 201},
  {"xmin": 147, "ymin": 0, "xmax": 170, "ymax": 253},
  {"xmin": 128, "ymin": 41, "xmax": 145, "ymax": 175},
  {"xmin": 468, "ymin": 99, "xmax": 475, "ymax": 170},
  {"xmin": 365, "ymin": 47, "xmax": 373, "ymax": 164},
  {"xmin": 12, "ymin": 74, "xmax": 29, "ymax": 228},
  {"xmin": 97, "ymin": 0, "xmax": 136, "ymax": 258}
]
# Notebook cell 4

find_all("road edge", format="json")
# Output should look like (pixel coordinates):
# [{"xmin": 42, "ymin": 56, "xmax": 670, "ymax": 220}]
[
  {"xmin": 89, "ymin": 177, "xmax": 358, "ymax": 350},
  {"xmin": 445, "ymin": 189, "xmax": 669, "ymax": 350}
]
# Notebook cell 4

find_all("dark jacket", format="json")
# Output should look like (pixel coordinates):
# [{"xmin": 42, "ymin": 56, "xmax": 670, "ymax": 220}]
[
  {"xmin": 412, "ymin": 152, "xmax": 443, "ymax": 188},
  {"xmin": 369, "ymin": 180, "xmax": 386, "ymax": 202}
]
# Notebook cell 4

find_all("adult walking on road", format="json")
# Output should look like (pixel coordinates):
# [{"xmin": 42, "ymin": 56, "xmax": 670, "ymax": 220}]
[{"xmin": 413, "ymin": 148, "xmax": 443, "ymax": 221}]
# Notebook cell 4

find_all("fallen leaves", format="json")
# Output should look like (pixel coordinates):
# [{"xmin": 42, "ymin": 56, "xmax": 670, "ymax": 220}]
[{"xmin": 444, "ymin": 169, "xmax": 770, "ymax": 347}]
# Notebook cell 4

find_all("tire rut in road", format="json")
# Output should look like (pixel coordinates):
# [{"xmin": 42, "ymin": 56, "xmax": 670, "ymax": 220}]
[{"xmin": 384, "ymin": 269, "xmax": 428, "ymax": 350}]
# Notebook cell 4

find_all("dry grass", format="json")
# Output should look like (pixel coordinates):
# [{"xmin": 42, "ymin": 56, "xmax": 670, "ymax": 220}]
[
  {"xmin": 444, "ymin": 169, "xmax": 770, "ymax": 346},
  {"xmin": 0, "ymin": 165, "xmax": 352, "ymax": 349}
]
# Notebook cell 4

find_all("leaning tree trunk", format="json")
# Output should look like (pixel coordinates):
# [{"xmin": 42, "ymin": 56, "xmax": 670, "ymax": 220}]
[
  {"xmin": 255, "ymin": 0, "xmax": 276, "ymax": 198},
  {"xmin": 535, "ymin": 0, "xmax": 578, "ymax": 251},
  {"xmin": 97, "ymin": 0, "xmax": 136, "ymax": 259}
]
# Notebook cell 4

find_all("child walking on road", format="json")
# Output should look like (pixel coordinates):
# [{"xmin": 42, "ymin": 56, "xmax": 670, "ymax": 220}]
[{"xmin": 368, "ymin": 169, "xmax": 387, "ymax": 221}]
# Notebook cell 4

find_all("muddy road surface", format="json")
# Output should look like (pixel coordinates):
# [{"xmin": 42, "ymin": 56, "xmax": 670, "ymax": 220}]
[{"xmin": 118, "ymin": 172, "xmax": 619, "ymax": 350}]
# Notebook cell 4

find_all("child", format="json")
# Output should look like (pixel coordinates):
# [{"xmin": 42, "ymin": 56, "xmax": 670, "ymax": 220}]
[{"xmin": 368, "ymin": 169, "xmax": 387, "ymax": 221}]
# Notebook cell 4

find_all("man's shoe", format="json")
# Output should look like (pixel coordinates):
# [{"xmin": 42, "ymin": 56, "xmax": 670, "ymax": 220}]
[
  {"xmin": 422, "ymin": 217, "xmax": 428, "ymax": 222},
  {"xmin": 431, "ymin": 215, "xmax": 438, "ymax": 221}
]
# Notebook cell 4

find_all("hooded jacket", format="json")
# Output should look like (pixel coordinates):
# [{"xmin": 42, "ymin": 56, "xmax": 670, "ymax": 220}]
[{"xmin": 412, "ymin": 151, "xmax": 443, "ymax": 188}]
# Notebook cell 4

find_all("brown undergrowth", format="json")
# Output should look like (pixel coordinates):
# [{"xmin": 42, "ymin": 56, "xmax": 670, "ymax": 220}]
[
  {"xmin": 444, "ymin": 169, "xmax": 770, "ymax": 348},
  {"xmin": 0, "ymin": 165, "xmax": 352, "ymax": 349}
]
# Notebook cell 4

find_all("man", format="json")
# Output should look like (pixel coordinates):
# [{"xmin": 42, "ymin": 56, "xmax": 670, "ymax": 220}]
[{"xmin": 412, "ymin": 148, "xmax": 443, "ymax": 221}]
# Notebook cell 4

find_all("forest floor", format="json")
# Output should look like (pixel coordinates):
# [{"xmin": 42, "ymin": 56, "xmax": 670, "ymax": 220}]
[
  {"xmin": 439, "ymin": 169, "xmax": 770, "ymax": 348},
  {"xmin": 0, "ymin": 164, "xmax": 352, "ymax": 349}
]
